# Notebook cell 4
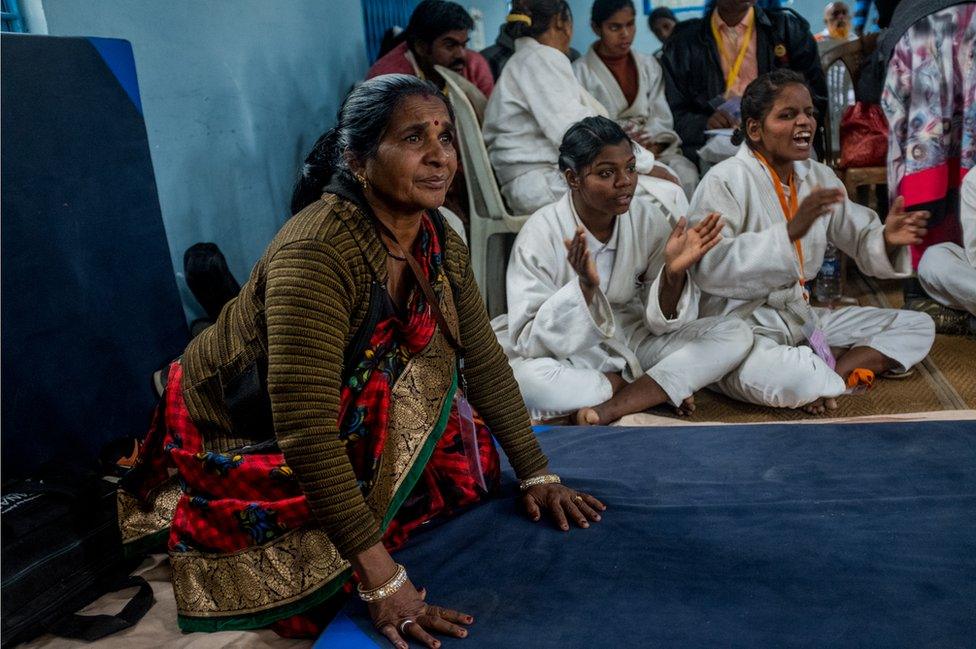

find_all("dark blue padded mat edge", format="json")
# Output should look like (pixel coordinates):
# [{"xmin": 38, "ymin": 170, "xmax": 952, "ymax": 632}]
[{"xmin": 317, "ymin": 420, "xmax": 976, "ymax": 648}]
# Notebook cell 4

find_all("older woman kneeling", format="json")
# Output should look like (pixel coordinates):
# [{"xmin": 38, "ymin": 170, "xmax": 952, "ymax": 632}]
[{"xmin": 120, "ymin": 74, "xmax": 603, "ymax": 648}]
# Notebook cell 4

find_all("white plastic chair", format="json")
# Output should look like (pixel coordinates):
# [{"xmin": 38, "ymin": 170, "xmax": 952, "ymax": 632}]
[{"xmin": 436, "ymin": 65, "xmax": 530, "ymax": 316}]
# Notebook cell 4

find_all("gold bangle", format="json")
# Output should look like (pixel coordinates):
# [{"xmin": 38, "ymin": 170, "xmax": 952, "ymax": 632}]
[
  {"xmin": 357, "ymin": 563, "xmax": 408, "ymax": 602},
  {"xmin": 519, "ymin": 473, "xmax": 561, "ymax": 491}
]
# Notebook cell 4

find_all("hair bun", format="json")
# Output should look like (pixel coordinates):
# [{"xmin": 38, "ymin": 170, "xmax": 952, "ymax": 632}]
[{"xmin": 730, "ymin": 127, "xmax": 744, "ymax": 147}]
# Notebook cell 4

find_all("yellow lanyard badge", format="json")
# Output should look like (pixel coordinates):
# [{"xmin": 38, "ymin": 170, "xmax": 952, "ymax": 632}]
[{"xmin": 711, "ymin": 7, "xmax": 755, "ymax": 96}]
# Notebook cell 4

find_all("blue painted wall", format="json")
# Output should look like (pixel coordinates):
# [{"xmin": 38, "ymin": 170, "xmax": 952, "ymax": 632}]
[{"xmin": 42, "ymin": 0, "xmax": 369, "ymax": 321}]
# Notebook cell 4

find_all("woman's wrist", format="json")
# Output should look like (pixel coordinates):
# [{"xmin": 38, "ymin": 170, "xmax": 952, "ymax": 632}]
[
  {"xmin": 520, "ymin": 473, "xmax": 561, "ymax": 491},
  {"xmin": 350, "ymin": 541, "xmax": 399, "ymax": 590},
  {"xmin": 522, "ymin": 466, "xmax": 551, "ymax": 480},
  {"xmin": 579, "ymin": 277, "xmax": 597, "ymax": 305},
  {"xmin": 357, "ymin": 563, "xmax": 408, "ymax": 602},
  {"xmin": 662, "ymin": 263, "xmax": 684, "ymax": 287}
]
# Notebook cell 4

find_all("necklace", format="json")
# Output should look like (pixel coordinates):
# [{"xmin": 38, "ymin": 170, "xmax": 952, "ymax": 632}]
[{"xmin": 381, "ymin": 237, "xmax": 407, "ymax": 261}]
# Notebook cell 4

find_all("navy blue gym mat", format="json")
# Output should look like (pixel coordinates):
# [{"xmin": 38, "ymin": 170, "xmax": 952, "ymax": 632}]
[
  {"xmin": 317, "ymin": 421, "xmax": 976, "ymax": 648},
  {"xmin": 1, "ymin": 34, "xmax": 188, "ymax": 477}
]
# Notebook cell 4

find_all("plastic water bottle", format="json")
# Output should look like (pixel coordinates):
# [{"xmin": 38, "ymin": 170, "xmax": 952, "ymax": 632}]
[{"xmin": 814, "ymin": 243, "xmax": 842, "ymax": 305}]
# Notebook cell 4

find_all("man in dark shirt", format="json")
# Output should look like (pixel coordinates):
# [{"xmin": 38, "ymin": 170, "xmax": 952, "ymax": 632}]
[{"xmin": 661, "ymin": 0, "xmax": 827, "ymax": 164}]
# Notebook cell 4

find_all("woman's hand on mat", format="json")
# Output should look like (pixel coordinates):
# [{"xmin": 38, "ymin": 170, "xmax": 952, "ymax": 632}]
[
  {"xmin": 565, "ymin": 227, "xmax": 600, "ymax": 304},
  {"xmin": 788, "ymin": 186, "xmax": 845, "ymax": 241},
  {"xmin": 665, "ymin": 213, "xmax": 724, "ymax": 277},
  {"xmin": 371, "ymin": 579, "xmax": 474, "ymax": 649},
  {"xmin": 523, "ymin": 482, "xmax": 606, "ymax": 532},
  {"xmin": 883, "ymin": 196, "xmax": 929, "ymax": 248}
]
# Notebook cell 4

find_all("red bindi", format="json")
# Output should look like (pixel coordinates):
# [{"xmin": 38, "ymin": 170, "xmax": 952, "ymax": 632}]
[{"xmin": 434, "ymin": 120, "xmax": 439, "ymax": 125}]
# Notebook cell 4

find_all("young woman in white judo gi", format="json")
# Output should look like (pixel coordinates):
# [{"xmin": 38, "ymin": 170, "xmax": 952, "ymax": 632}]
[
  {"xmin": 917, "ymin": 171, "xmax": 976, "ymax": 329},
  {"xmin": 689, "ymin": 70, "xmax": 935, "ymax": 414},
  {"xmin": 493, "ymin": 116, "xmax": 754, "ymax": 424},
  {"xmin": 573, "ymin": 0, "xmax": 699, "ymax": 199},
  {"xmin": 482, "ymin": 0, "xmax": 686, "ymax": 220}
]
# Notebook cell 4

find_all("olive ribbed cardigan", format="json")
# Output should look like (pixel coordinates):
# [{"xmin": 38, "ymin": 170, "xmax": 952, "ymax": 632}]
[{"xmin": 179, "ymin": 191, "xmax": 548, "ymax": 558}]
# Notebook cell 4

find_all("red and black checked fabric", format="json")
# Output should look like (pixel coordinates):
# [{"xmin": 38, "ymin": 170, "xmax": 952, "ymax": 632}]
[{"xmin": 339, "ymin": 212, "xmax": 446, "ymax": 488}]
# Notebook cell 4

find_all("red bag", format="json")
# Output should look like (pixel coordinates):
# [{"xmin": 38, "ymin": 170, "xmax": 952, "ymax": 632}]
[{"xmin": 839, "ymin": 102, "xmax": 888, "ymax": 168}]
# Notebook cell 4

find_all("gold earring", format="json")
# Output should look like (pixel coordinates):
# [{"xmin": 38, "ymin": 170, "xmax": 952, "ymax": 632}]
[{"xmin": 354, "ymin": 172, "xmax": 368, "ymax": 189}]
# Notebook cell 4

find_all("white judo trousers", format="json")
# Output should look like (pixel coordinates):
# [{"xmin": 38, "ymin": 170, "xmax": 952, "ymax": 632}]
[
  {"xmin": 715, "ymin": 304, "xmax": 935, "ymax": 408},
  {"xmin": 511, "ymin": 316, "xmax": 754, "ymax": 418},
  {"xmin": 917, "ymin": 171, "xmax": 976, "ymax": 316},
  {"xmin": 918, "ymin": 244, "xmax": 976, "ymax": 315},
  {"xmin": 483, "ymin": 37, "xmax": 687, "ymax": 220},
  {"xmin": 573, "ymin": 45, "xmax": 699, "ymax": 199},
  {"xmin": 492, "ymin": 193, "xmax": 753, "ymax": 419},
  {"xmin": 689, "ymin": 146, "xmax": 935, "ymax": 408}
]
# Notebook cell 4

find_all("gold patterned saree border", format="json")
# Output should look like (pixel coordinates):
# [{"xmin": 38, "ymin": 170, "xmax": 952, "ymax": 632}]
[
  {"xmin": 365, "ymin": 323, "xmax": 456, "ymax": 518},
  {"xmin": 172, "ymin": 527, "xmax": 348, "ymax": 618},
  {"xmin": 118, "ymin": 478, "xmax": 181, "ymax": 545}
]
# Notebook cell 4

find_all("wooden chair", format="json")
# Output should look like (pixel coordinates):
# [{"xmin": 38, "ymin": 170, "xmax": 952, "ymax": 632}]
[{"xmin": 820, "ymin": 35, "xmax": 886, "ymax": 209}]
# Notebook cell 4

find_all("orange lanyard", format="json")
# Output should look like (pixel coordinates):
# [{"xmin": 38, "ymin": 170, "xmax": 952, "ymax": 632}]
[{"xmin": 754, "ymin": 151, "xmax": 805, "ymax": 286}]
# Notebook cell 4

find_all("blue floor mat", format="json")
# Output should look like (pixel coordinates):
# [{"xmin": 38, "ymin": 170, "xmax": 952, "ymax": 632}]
[{"xmin": 317, "ymin": 421, "xmax": 976, "ymax": 648}]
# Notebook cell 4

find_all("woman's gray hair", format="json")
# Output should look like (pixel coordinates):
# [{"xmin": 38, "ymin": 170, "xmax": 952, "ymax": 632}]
[{"xmin": 290, "ymin": 74, "xmax": 453, "ymax": 214}]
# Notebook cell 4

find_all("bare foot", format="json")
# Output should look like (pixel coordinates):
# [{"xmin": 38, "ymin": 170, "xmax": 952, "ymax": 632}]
[
  {"xmin": 674, "ymin": 396, "xmax": 695, "ymax": 417},
  {"xmin": 801, "ymin": 397, "xmax": 839, "ymax": 415},
  {"xmin": 573, "ymin": 408, "xmax": 601, "ymax": 426},
  {"xmin": 802, "ymin": 397, "xmax": 828, "ymax": 415}
]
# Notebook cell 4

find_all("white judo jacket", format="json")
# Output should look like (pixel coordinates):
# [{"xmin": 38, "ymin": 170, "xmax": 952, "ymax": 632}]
[
  {"xmin": 493, "ymin": 193, "xmax": 697, "ymax": 380},
  {"xmin": 573, "ymin": 45, "xmax": 681, "ymax": 152},
  {"xmin": 483, "ymin": 38, "xmax": 628, "ymax": 186},
  {"xmin": 689, "ymin": 145, "xmax": 912, "ymax": 341}
]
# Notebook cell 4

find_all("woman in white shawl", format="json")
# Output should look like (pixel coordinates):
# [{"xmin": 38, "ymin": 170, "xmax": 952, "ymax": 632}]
[
  {"xmin": 689, "ymin": 70, "xmax": 935, "ymax": 414},
  {"xmin": 573, "ymin": 0, "xmax": 699, "ymax": 199},
  {"xmin": 483, "ymin": 0, "xmax": 686, "ymax": 220},
  {"xmin": 494, "ymin": 117, "xmax": 753, "ymax": 424}
]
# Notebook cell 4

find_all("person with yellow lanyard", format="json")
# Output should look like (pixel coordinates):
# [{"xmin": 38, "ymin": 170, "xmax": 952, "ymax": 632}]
[
  {"xmin": 661, "ymin": 0, "xmax": 828, "ymax": 166},
  {"xmin": 689, "ymin": 70, "xmax": 935, "ymax": 416},
  {"xmin": 710, "ymin": 1, "xmax": 758, "ymax": 103}
]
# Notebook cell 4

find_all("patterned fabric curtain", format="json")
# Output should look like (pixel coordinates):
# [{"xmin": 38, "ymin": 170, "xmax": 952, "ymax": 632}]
[{"xmin": 362, "ymin": 0, "xmax": 419, "ymax": 64}]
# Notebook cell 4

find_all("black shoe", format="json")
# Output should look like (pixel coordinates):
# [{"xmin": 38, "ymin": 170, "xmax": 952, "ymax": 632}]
[{"xmin": 905, "ymin": 298, "xmax": 970, "ymax": 336}]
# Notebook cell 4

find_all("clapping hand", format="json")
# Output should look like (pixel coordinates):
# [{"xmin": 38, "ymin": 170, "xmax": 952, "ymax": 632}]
[
  {"xmin": 564, "ymin": 227, "xmax": 600, "ymax": 304},
  {"xmin": 787, "ymin": 186, "xmax": 845, "ymax": 241},
  {"xmin": 883, "ymin": 196, "xmax": 929, "ymax": 247},
  {"xmin": 664, "ymin": 212, "xmax": 724, "ymax": 277}
]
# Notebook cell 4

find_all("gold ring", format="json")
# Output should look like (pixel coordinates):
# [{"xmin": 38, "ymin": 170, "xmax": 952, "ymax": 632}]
[
  {"xmin": 399, "ymin": 619, "xmax": 415, "ymax": 634},
  {"xmin": 573, "ymin": 495, "xmax": 584, "ymax": 505}
]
